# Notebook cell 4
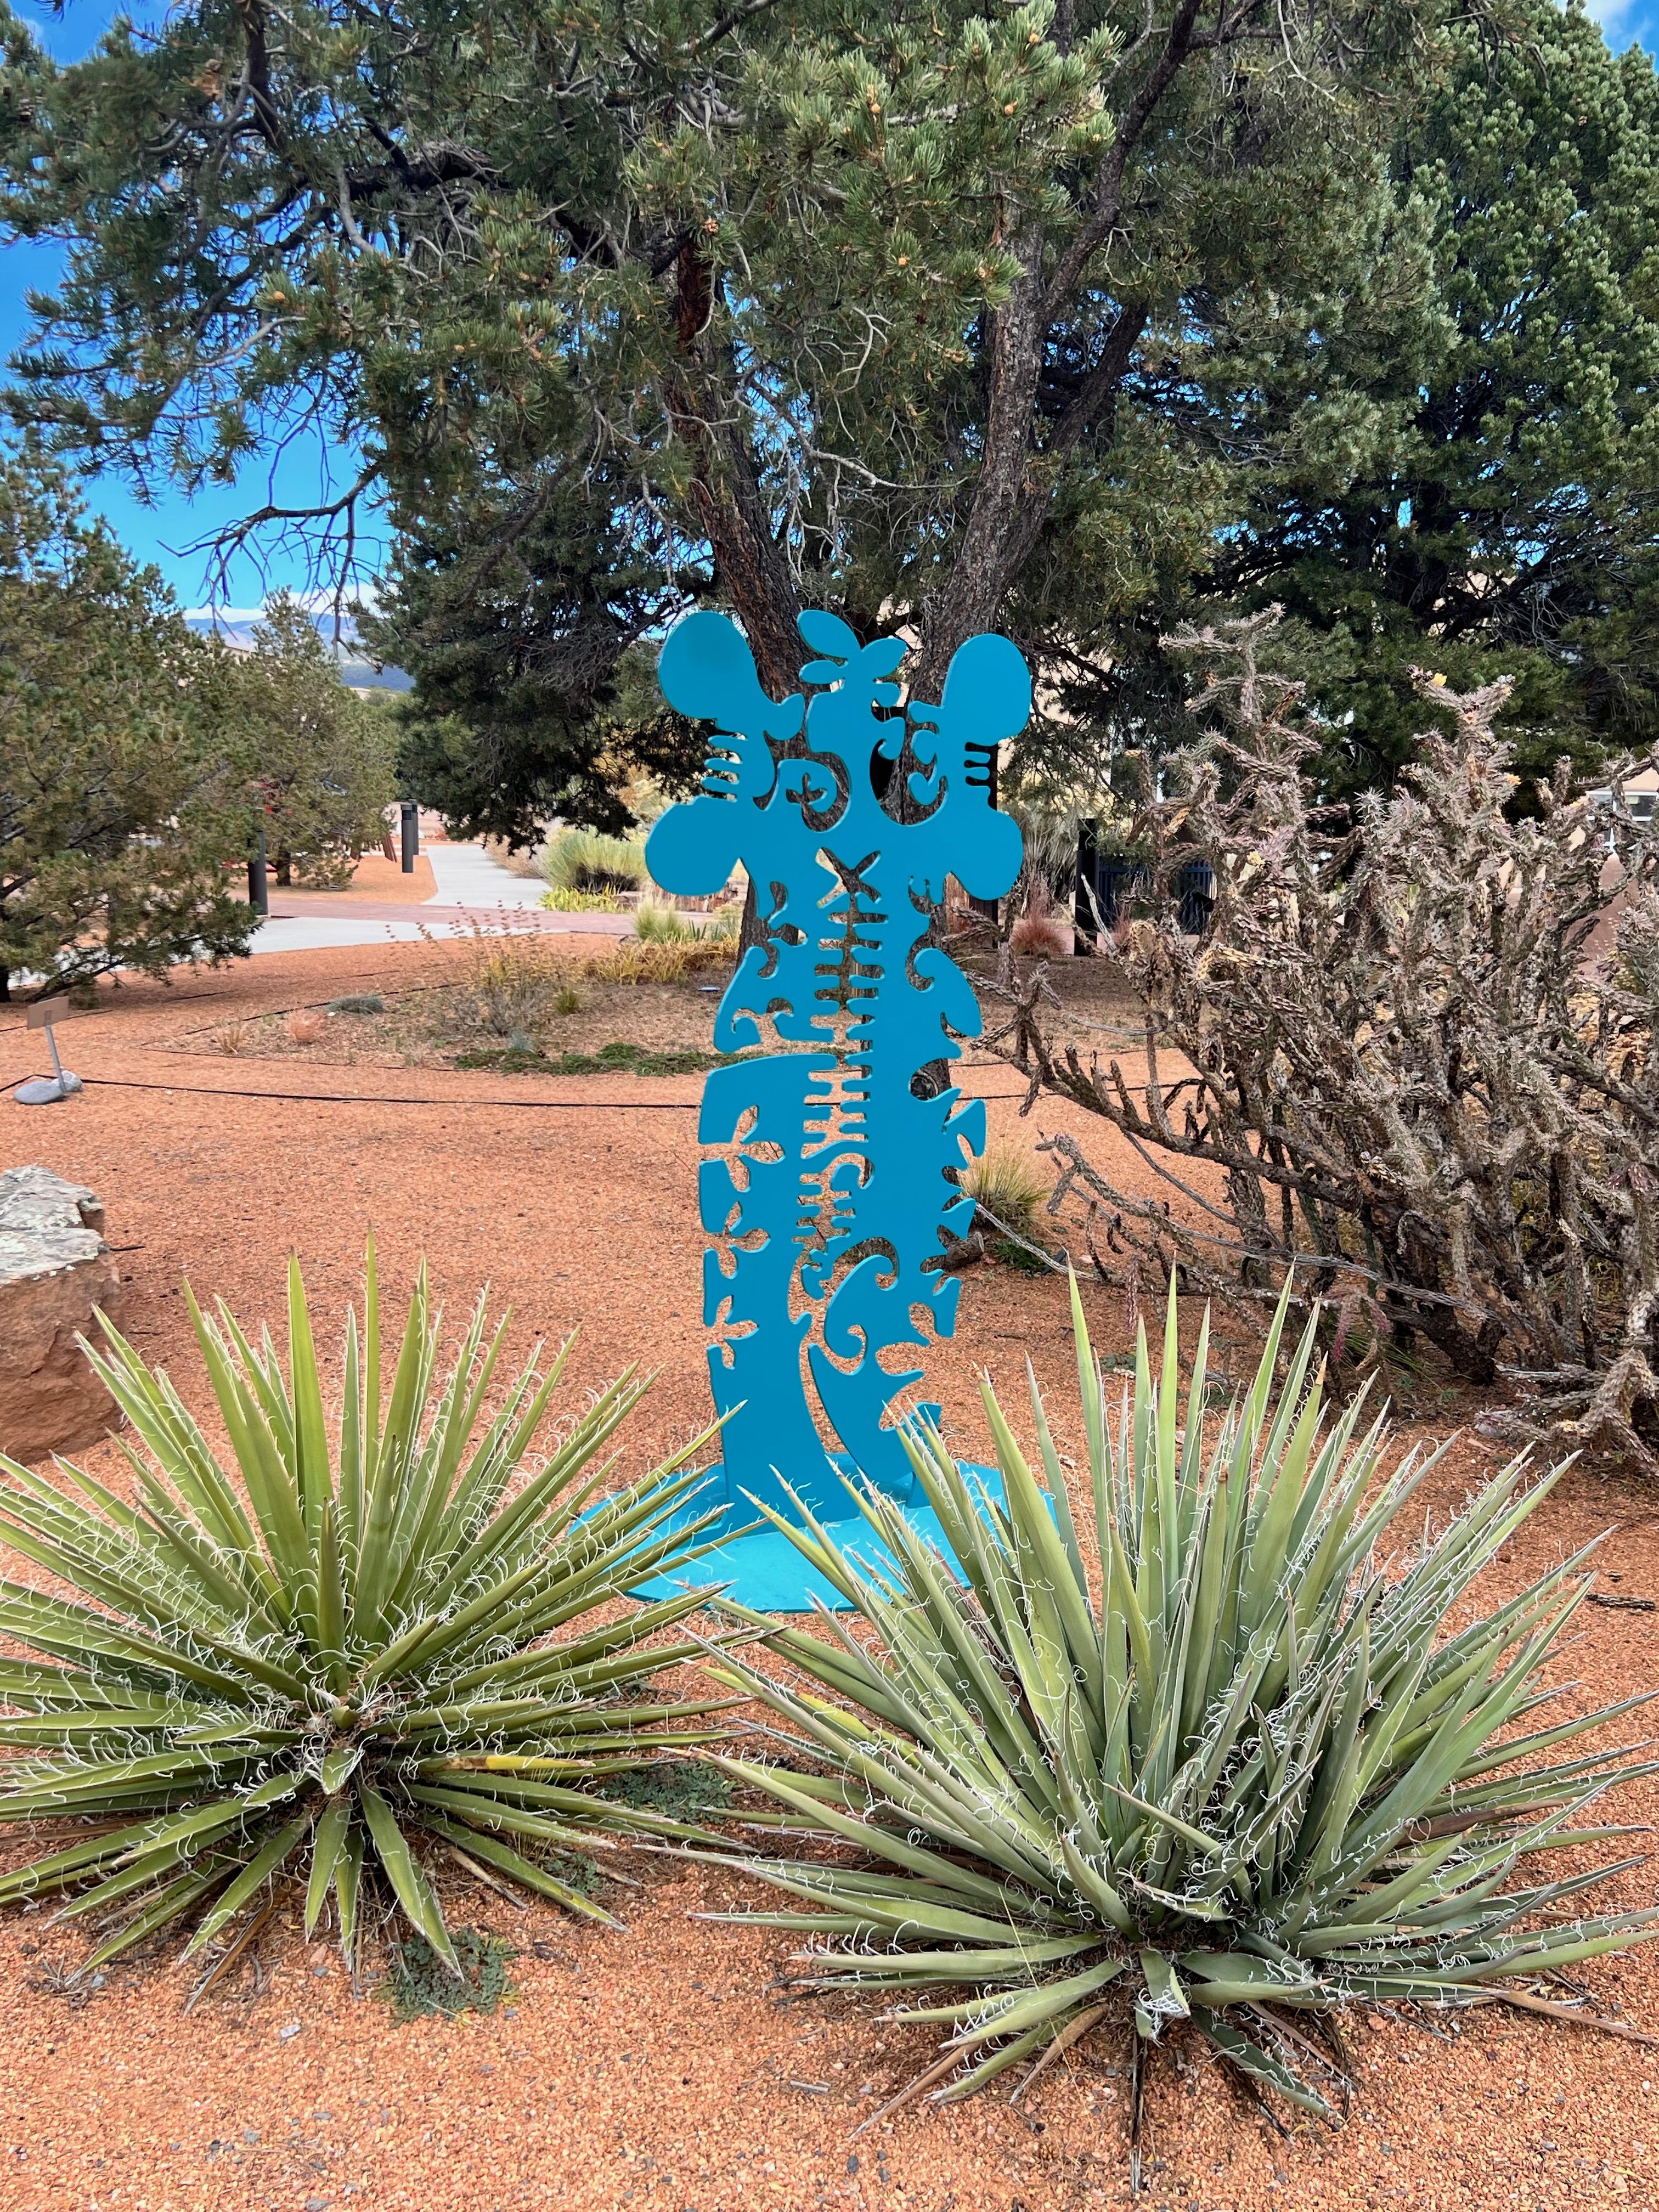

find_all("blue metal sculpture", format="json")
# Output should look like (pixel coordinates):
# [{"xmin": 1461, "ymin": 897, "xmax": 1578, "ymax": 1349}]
[{"xmin": 639, "ymin": 608, "xmax": 1028, "ymax": 1608}]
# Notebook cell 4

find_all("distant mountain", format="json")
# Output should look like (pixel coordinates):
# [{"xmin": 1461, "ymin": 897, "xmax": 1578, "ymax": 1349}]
[{"xmin": 185, "ymin": 611, "xmax": 413, "ymax": 692}]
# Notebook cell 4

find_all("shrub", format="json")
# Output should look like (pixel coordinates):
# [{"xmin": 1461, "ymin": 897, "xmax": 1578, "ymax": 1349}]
[
  {"xmin": 1010, "ymin": 913, "xmax": 1072, "ymax": 960},
  {"xmin": 997, "ymin": 611, "xmax": 1659, "ymax": 1471},
  {"xmin": 960, "ymin": 1144, "xmax": 1048, "ymax": 1240},
  {"xmin": 286, "ymin": 1009, "xmax": 325, "ymax": 1045},
  {"xmin": 707, "ymin": 1280, "xmax": 1658, "ymax": 2158},
  {"xmin": 0, "ymin": 1247, "xmax": 724, "ymax": 1982},
  {"xmin": 229, "ymin": 595, "xmax": 400, "ymax": 890},
  {"xmin": 0, "ymin": 448, "xmax": 257, "ymax": 1005},
  {"xmin": 448, "ymin": 923, "xmax": 570, "ymax": 1040},
  {"xmin": 635, "ymin": 900, "xmax": 740, "ymax": 947},
  {"xmin": 582, "ymin": 938, "xmax": 735, "ymax": 986},
  {"xmin": 541, "ymin": 885, "xmax": 625, "ymax": 913},
  {"xmin": 542, "ymin": 828, "xmax": 646, "ymax": 898},
  {"xmin": 388, "ymin": 1927, "xmax": 517, "ymax": 2021}
]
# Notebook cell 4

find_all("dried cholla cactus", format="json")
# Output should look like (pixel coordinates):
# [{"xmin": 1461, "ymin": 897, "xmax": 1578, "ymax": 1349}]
[{"xmin": 990, "ymin": 608, "xmax": 1659, "ymax": 1471}]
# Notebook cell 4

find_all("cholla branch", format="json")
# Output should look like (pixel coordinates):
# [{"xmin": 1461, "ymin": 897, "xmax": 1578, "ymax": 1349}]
[{"xmin": 985, "ymin": 607, "xmax": 1659, "ymax": 1472}]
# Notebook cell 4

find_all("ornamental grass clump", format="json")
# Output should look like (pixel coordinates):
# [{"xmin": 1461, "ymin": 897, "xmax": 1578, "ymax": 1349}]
[
  {"xmin": 706, "ymin": 1280, "xmax": 1658, "ymax": 2148},
  {"xmin": 0, "ymin": 1248, "xmax": 727, "ymax": 1987},
  {"xmin": 541, "ymin": 828, "xmax": 646, "ymax": 898}
]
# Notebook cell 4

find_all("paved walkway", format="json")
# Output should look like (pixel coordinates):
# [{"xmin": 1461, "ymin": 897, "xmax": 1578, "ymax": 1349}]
[
  {"xmin": 246, "ymin": 842, "xmax": 634, "ymax": 955},
  {"xmin": 423, "ymin": 841, "xmax": 549, "ymax": 908}
]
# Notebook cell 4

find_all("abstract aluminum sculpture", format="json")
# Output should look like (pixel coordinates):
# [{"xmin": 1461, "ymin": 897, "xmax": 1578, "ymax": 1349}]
[{"xmin": 640, "ymin": 608, "xmax": 1028, "ymax": 1606}]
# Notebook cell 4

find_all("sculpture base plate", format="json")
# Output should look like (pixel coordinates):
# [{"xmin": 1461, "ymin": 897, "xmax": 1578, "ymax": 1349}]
[{"xmin": 628, "ymin": 1460, "xmax": 1008, "ymax": 1613}]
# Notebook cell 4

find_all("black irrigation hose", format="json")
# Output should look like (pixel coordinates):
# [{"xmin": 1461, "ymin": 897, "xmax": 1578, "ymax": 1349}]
[{"xmin": 65, "ymin": 1075, "xmax": 1044, "ymax": 1113}]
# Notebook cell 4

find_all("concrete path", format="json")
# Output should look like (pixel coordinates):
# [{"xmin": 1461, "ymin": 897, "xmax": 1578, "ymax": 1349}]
[
  {"xmin": 241, "ymin": 842, "xmax": 636, "ymax": 955},
  {"xmin": 422, "ymin": 841, "xmax": 550, "ymax": 908}
]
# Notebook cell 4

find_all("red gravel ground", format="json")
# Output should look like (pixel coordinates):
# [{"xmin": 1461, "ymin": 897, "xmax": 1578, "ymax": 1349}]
[{"xmin": 1, "ymin": 940, "xmax": 1656, "ymax": 2212}]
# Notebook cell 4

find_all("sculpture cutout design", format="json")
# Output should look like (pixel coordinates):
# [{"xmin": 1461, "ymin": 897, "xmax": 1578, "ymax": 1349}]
[{"xmin": 642, "ymin": 608, "xmax": 1028, "ymax": 1606}]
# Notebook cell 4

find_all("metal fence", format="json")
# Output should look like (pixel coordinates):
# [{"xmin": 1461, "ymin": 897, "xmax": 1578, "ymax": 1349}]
[{"xmin": 1075, "ymin": 826, "xmax": 1214, "ymax": 938}]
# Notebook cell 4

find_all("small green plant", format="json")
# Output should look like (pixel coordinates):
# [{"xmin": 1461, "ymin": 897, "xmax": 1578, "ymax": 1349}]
[
  {"xmin": 989, "ymin": 1235, "xmax": 1051, "ymax": 1275},
  {"xmin": 960, "ymin": 1144, "xmax": 1047, "ymax": 1239},
  {"xmin": 601, "ymin": 1759, "xmax": 735, "ymax": 1824},
  {"xmin": 706, "ymin": 1280, "xmax": 1658, "ymax": 2160},
  {"xmin": 453, "ymin": 1039, "xmax": 752, "ymax": 1077},
  {"xmin": 541, "ymin": 886, "xmax": 624, "ymax": 913},
  {"xmin": 542, "ymin": 828, "xmax": 646, "ymax": 898},
  {"xmin": 635, "ymin": 901, "xmax": 740, "ymax": 946},
  {"xmin": 329, "ymin": 993, "xmax": 386, "ymax": 1014},
  {"xmin": 388, "ymin": 1926, "xmax": 517, "ymax": 2021},
  {"xmin": 0, "ymin": 1245, "xmax": 729, "ymax": 1985},
  {"xmin": 449, "ymin": 922, "xmax": 569, "ymax": 1040}
]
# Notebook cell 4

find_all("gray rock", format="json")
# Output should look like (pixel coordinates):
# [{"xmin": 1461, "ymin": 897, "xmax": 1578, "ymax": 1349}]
[{"xmin": 0, "ymin": 1166, "xmax": 123, "ymax": 1461}]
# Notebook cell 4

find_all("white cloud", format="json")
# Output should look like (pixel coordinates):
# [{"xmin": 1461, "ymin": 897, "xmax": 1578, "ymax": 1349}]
[{"xmin": 1582, "ymin": 0, "xmax": 1653, "ymax": 47}]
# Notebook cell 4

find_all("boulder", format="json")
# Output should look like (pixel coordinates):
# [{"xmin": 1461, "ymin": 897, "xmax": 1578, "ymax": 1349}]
[{"xmin": 0, "ymin": 1166, "xmax": 123, "ymax": 1462}]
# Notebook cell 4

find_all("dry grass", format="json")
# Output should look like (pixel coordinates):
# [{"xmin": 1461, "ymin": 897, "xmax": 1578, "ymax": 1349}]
[
  {"xmin": 210, "ymin": 1020, "xmax": 252, "ymax": 1056},
  {"xmin": 1011, "ymin": 913, "xmax": 1073, "ymax": 960},
  {"xmin": 584, "ymin": 938, "xmax": 735, "ymax": 985},
  {"xmin": 286, "ymin": 1010, "xmax": 325, "ymax": 1046},
  {"xmin": 960, "ymin": 1143, "xmax": 1048, "ymax": 1235}
]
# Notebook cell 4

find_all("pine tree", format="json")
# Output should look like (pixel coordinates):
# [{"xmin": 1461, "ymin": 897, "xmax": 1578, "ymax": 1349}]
[
  {"xmin": 1195, "ymin": 1, "xmax": 1659, "ymax": 798},
  {"xmin": 0, "ymin": 0, "xmax": 1452, "ymax": 736},
  {"xmin": 232, "ymin": 596, "xmax": 400, "ymax": 886},
  {"xmin": 0, "ymin": 447, "xmax": 256, "ymax": 1002}
]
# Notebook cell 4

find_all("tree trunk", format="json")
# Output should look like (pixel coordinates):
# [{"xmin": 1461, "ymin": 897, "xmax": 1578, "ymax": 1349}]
[
  {"xmin": 276, "ymin": 848, "xmax": 292, "ymax": 887},
  {"xmin": 913, "ymin": 224, "xmax": 1048, "ymax": 700}
]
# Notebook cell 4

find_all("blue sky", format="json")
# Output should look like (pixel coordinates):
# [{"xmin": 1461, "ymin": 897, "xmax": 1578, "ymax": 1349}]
[
  {"xmin": 0, "ymin": 0, "xmax": 389, "ymax": 614},
  {"xmin": 2, "ymin": 0, "xmax": 1656, "ymax": 614}
]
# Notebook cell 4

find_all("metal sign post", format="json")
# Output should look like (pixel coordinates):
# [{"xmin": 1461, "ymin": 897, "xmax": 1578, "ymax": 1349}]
[{"xmin": 14, "ymin": 1000, "xmax": 84, "ymax": 1105}]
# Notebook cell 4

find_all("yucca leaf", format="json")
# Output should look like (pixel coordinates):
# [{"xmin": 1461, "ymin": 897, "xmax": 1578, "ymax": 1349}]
[
  {"xmin": 415, "ymin": 1813, "xmax": 622, "ymax": 1925},
  {"xmin": 0, "ymin": 1248, "xmax": 719, "ymax": 1981},
  {"xmin": 306, "ymin": 1799, "xmax": 352, "ymax": 1937},
  {"xmin": 360, "ymin": 1785, "xmax": 458, "ymax": 1973},
  {"xmin": 335, "ymin": 1823, "xmax": 364, "ymax": 1968},
  {"xmin": 704, "ymin": 1276, "xmax": 1656, "ymax": 2158},
  {"xmin": 1192, "ymin": 2009, "xmax": 1333, "ymax": 2117},
  {"xmin": 182, "ymin": 1817, "xmax": 310, "ymax": 1957}
]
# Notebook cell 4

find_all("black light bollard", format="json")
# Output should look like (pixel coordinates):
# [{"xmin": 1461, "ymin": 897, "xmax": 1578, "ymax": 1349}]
[
  {"xmin": 248, "ymin": 826, "xmax": 269, "ymax": 916},
  {"xmin": 400, "ymin": 802, "xmax": 419, "ymax": 874}
]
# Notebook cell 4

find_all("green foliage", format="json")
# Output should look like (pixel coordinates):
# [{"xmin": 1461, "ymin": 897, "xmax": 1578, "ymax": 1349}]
[
  {"xmin": 634, "ymin": 902, "xmax": 738, "ymax": 947},
  {"xmin": 543, "ymin": 830, "xmax": 647, "ymax": 897},
  {"xmin": 0, "ymin": 1246, "xmax": 727, "ymax": 1982},
  {"xmin": 387, "ymin": 1927, "xmax": 518, "ymax": 2021},
  {"xmin": 370, "ymin": 498, "xmax": 705, "ymax": 847},
  {"xmin": 328, "ymin": 993, "xmax": 386, "ymax": 1014},
  {"xmin": 600, "ymin": 1759, "xmax": 734, "ymax": 1824},
  {"xmin": 7, "ymin": 0, "xmax": 1649, "ymax": 810},
  {"xmin": 1164, "ymin": 2, "xmax": 1659, "ymax": 798},
  {"xmin": 706, "ymin": 1279, "xmax": 1659, "ymax": 2130},
  {"xmin": 233, "ymin": 596, "xmax": 400, "ymax": 887},
  {"xmin": 541, "ymin": 887, "xmax": 625, "ymax": 914},
  {"xmin": 0, "ymin": 444, "xmax": 256, "ymax": 1000},
  {"xmin": 960, "ymin": 1144, "xmax": 1048, "ymax": 1238},
  {"xmin": 0, "ymin": 0, "xmax": 1463, "ymax": 802},
  {"xmin": 453, "ymin": 1039, "xmax": 750, "ymax": 1077}
]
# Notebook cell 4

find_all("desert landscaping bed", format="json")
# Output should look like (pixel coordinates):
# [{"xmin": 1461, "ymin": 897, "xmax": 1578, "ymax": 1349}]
[{"xmin": 0, "ymin": 938, "xmax": 1655, "ymax": 2212}]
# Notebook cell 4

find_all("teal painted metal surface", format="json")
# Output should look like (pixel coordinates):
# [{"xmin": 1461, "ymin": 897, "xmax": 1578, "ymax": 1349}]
[{"xmin": 635, "ymin": 608, "xmax": 1028, "ymax": 1609}]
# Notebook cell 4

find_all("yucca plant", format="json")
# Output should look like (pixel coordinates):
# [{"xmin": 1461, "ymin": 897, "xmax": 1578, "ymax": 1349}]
[
  {"xmin": 0, "ymin": 1248, "xmax": 727, "ymax": 1988},
  {"xmin": 706, "ymin": 1281, "xmax": 1658, "ymax": 2156}
]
